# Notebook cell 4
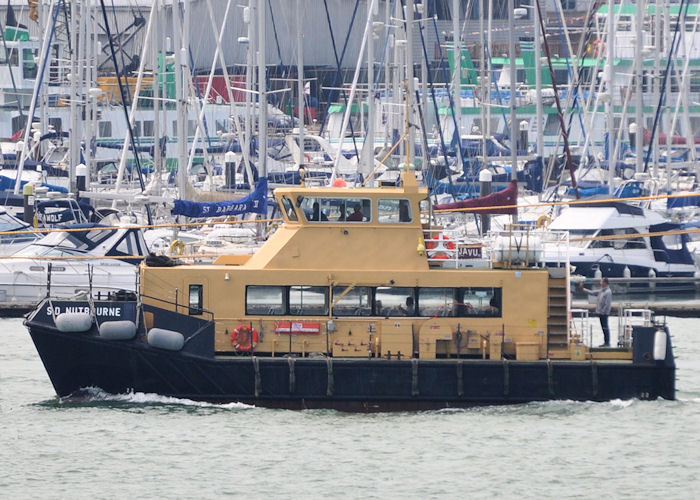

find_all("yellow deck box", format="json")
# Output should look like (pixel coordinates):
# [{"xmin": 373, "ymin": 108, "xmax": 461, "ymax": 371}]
[{"xmin": 516, "ymin": 342, "xmax": 540, "ymax": 361}]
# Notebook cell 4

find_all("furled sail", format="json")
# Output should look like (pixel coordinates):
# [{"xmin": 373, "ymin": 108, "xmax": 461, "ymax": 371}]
[
  {"xmin": 433, "ymin": 179, "xmax": 517, "ymax": 215},
  {"xmin": 172, "ymin": 178, "xmax": 268, "ymax": 218}
]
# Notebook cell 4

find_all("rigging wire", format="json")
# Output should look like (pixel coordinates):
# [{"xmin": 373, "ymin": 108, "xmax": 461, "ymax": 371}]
[
  {"xmin": 98, "ymin": 0, "xmax": 151, "ymax": 225},
  {"xmin": 644, "ymin": 0, "xmax": 690, "ymax": 173},
  {"xmin": 318, "ymin": 0, "xmax": 361, "ymax": 162}
]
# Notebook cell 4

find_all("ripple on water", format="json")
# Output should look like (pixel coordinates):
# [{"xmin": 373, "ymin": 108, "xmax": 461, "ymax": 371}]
[{"xmin": 2, "ymin": 317, "xmax": 700, "ymax": 498}]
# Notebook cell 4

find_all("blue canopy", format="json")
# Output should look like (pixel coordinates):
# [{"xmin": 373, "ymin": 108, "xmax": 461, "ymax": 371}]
[
  {"xmin": 0, "ymin": 175, "xmax": 68, "ymax": 193},
  {"xmin": 172, "ymin": 178, "xmax": 268, "ymax": 218}
]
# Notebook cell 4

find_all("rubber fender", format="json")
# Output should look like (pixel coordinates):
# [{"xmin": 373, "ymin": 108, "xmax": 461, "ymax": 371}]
[
  {"xmin": 147, "ymin": 328, "xmax": 185, "ymax": 351},
  {"xmin": 55, "ymin": 312, "xmax": 93, "ymax": 333},
  {"xmin": 99, "ymin": 320, "xmax": 137, "ymax": 340}
]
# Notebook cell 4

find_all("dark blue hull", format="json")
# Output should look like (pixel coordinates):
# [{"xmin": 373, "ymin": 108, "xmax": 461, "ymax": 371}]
[
  {"xmin": 25, "ymin": 300, "xmax": 676, "ymax": 411},
  {"xmin": 570, "ymin": 261, "xmax": 695, "ymax": 279}
]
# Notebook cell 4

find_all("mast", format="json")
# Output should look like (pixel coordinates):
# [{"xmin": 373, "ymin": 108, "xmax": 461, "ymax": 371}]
[
  {"xmin": 14, "ymin": 0, "xmax": 60, "ymax": 195},
  {"xmin": 508, "ymin": 0, "xmax": 518, "ymax": 196},
  {"xmin": 257, "ymin": 0, "xmax": 267, "ymax": 178},
  {"xmin": 406, "ymin": 0, "xmax": 415, "ymax": 170},
  {"xmin": 296, "ymin": 0, "xmax": 305, "ymax": 172},
  {"xmin": 607, "ymin": 0, "xmax": 615, "ymax": 190},
  {"xmin": 653, "ymin": 1, "xmax": 660, "ymax": 178},
  {"xmin": 452, "ymin": 0, "xmax": 462, "ymax": 170},
  {"xmin": 69, "ymin": 0, "xmax": 80, "ymax": 192},
  {"xmin": 364, "ymin": 0, "xmax": 377, "ymax": 179},
  {"xmin": 635, "ymin": 0, "xmax": 644, "ymax": 174},
  {"xmin": 173, "ymin": 0, "xmax": 188, "ymax": 198},
  {"xmin": 534, "ymin": 0, "xmax": 543, "ymax": 179}
]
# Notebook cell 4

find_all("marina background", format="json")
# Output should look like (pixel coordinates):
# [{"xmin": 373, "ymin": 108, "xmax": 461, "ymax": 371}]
[{"xmin": 1, "ymin": 315, "xmax": 698, "ymax": 498}]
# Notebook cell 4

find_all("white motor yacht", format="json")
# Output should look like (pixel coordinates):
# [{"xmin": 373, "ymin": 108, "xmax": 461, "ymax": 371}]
[{"xmin": 0, "ymin": 223, "xmax": 147, "ymax": 304}]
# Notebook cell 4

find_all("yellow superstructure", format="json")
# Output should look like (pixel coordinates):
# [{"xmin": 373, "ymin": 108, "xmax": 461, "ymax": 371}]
[{"xmin": 141, "ymin": 173, "xmax": 575, "ymax": 361}]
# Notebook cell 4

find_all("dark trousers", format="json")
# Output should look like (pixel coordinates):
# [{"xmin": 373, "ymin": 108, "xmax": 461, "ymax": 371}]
[{"xmin": 599, "ymin": 314, "xmax": 610, "ymax": 345}]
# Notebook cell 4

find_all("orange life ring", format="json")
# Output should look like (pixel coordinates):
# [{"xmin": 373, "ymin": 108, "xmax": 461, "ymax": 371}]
[
  {"xmin": 304, "ymin": 152, "xmax": 312, "ymax": 163},
  {"xmin": 230, "ymin": 324, "xmax": 259, "ymax": 352},
  {"xmin": 426, "ymin": 233, "xmax": 455, "ymax": 260}
]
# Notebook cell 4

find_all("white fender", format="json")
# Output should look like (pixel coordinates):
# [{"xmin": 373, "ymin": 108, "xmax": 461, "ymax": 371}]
[
  {"xmin": 55, "ymin": 312, "xmax": 93, "ymax": 333},
  {"xmin": 653, "ymin": 330, "xmax": 667, "ymax": 361},
  {"xmin": 147, "ymin": 328, "xmax": 185, "ymax": 351},
  {"xmin": 99, "ymin": 320, "xmax": 137, "ymax": 340}
]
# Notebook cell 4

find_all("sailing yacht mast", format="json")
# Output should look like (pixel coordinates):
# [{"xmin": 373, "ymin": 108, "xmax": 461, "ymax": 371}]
[
  {"xmin": 607, "ymin": 0, "xmax": 615, "ymax": 190},
  {"xmin": 534, "ymin": 0, "xmax": 543, "ymax": 176},
  {"xmin": 296, "ymin": 0, "xmax": 305, "ymax": 172},
  {"xmin": 257, "ymin": 0, "xmax": 267, "ymax": 178},
  {"xmin": 635, "ymin": 0, "xmax": 644, "ymax": 174},
  {"xmin": 452, "ymin": 0, "xmax": 462, "ymax": 170}
]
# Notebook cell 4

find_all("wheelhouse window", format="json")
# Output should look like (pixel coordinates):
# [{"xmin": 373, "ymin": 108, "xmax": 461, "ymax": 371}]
[
  {"xmin": 332, "ymin": 286, "xmax": 372, "ymax": 316},
  {"xmin": 378, "ymin": 198, "xmax": 412, "ymax": 224},
  {"xmin": 375, "ymin": 286, "xmax": 415, "ymax": 316},
  {"xmin": 280, "ymin": 196, "xmax": 298, "ymax": 222},
  {"xmin": 301, "ymin": 197, "xmax": 371, "ymax": 223},
  {"xmin": 188, "ymin": 284, "xmax": 203, "ymax": 315},
  {"xmin": 246, "ymin": 285, "xmax": 286, "ymax": 315}
]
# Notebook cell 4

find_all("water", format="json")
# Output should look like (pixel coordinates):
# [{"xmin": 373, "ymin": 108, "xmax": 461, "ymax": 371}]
[{"xmin": 1, "ymin": 316, "xmax": 699, "ymax": 499}]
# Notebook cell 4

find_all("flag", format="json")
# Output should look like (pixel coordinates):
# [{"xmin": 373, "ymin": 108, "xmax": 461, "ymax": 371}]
[
  {"xmin": 6, "ymin": 1, "xmax": 18, "ymax": 27},
  {"xmin": 304, "ymin": 81, "xmax": 310, "ymax": 95}
]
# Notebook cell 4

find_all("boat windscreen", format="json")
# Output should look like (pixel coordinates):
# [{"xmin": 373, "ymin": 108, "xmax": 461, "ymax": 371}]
[
  {"xmin": 17, "ymin": 228, "xmax": 115, "ymax": 255},
  {"xmin": 0, "ymin": 211, "xmax": 28, "ymax": 232}
]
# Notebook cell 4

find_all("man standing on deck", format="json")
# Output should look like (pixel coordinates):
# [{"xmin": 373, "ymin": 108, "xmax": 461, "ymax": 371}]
[{"xmin": 581, "ymin": 278, "xmax": 613, "ymax": 347}]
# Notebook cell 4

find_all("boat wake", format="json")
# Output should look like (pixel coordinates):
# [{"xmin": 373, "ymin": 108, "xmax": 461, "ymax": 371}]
[{"xmin": 58, "ymin": 387, "xmax": 256, "ymax": 410}]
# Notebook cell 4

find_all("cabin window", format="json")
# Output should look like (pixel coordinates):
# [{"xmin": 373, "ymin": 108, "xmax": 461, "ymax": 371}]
[
  {"xmin": 22, "ymin": 49, "xmax": 38, "ymax": 79},
  {"xmin": 289, "ymin": 286, "xmax": 328, "ymax": 316},
  {"xmin": 99, "ymin": 121, "xmax": 112, "ymax": 137},
  {"xmin": 332, "ymin": 286, "xmax": 372, "ymax": 316},
  {"xmin": 115, "ymin": 232, "xmax": 140, "ymax": 255},
  {"xmin": 417, "ymin": 287, "xmax": 454, "ymax": 317},
  {"xmin": 661, "ymin": 233, "xmax": 684, "ymax": 251},
  {"xmin": 543, "ymin": 114, "xmax": 560, "ymax": 136},
  {"xmin": 375, "ymin": 286, "xmax": 415, "ymax": 316},
  {"xmin": 457, "ymin": 287, "xmax": 502, "ymax": 317},
  {"xmin": 246, "ymin": 285, "xmax": 286, "ymax": 315},
  {"xmin": 280, "ymin": 196, "xmax": 298, "ymax": 222},
  {"xmin": 378, "ymin": 199, "xmax": 412, "ymax": 224},
  {"xmin": 7, "ymin": 48, "xmax": 18, "ymax": 66},
  {"xmin": 591, "ymin": 229, "xmax": 646, "ymax": 250},
  {"xmin": 49, "ymin": 118, "xmax": 62, "ymax": 134},
  {"xmin": 189, "ymin": 284, "xmax": 203, "ymax": 315},
  {"xmin": 12, "ymin": 115, "xmax": 27, "ymax": 136},
  {"xmin": 301, "ymin": 197, "xmax": 371, "ymax": 223},
  {"xmin": 143, "ymin": 120, "xmax": 154, "ymax": 137}
]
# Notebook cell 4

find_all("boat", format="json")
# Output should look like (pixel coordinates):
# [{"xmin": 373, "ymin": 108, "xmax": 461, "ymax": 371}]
[
  {"xmin": 0, "ymin": 223, "xmax": 146, "ymax": 306},
  {"xmin": 543, "ymin": 201, "xmax": 697, "ymax": 282},
  {"xmin": 24, "ymin": 172, "xmax": 675, "ymax": 410}
]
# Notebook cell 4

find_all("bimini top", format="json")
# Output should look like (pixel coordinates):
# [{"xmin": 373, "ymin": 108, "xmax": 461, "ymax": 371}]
[{"xmin": 232, "ymin": 172, "xmax": 433, "ymax": 272}]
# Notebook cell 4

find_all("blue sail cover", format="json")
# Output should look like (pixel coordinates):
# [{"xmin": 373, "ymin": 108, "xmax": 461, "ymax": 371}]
[
  {"xmin": 172, "ymin": 178, "xmax": 268, "ymax": 218},
  {"xmin": 0, "ymin": 175, "xmax": 68, "ymax": 193}
]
